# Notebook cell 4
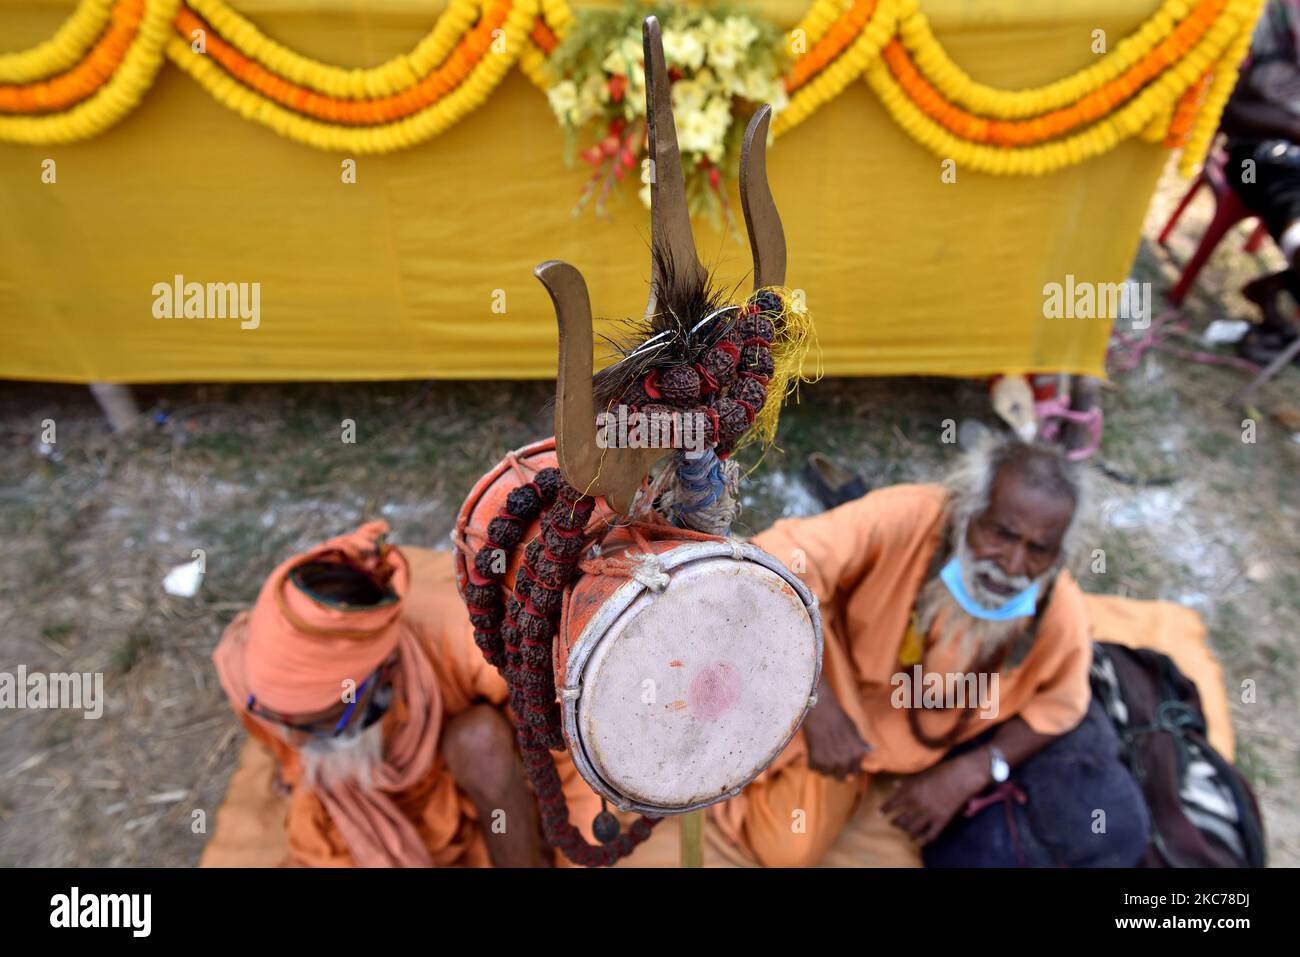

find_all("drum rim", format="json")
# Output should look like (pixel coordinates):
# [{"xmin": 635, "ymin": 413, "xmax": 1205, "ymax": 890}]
[
  {"xmin": 452, "ymin": 436, "xmax": 557, "ymax": 585},
  {"xmin": 562, "ymin": 539, "xmax": 824, "ymax": 816}
]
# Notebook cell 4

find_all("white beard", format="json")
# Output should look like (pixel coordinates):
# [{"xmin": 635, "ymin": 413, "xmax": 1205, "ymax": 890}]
[
  {"xmin": 915, "ymin": 526, "xmax": 1056, "ymax": 668},
  {"xmin": 915, "ymin": 576, "xmax": 1025, "ymax": 669},
  {"xmin": 293, "ymin": 719, "xmax": 385, "ymax": 791}
]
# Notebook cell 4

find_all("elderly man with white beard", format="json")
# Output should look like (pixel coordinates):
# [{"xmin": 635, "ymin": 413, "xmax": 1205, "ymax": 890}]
[{"xmin": 712, "ymin": 437, "xmax": 1150, "ymax": 867}]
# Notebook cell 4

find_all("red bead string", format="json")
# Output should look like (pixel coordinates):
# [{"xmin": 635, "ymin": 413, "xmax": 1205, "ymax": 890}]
[{"xmin": 462, "ymin": 465, "xmax": 659, "ymax": 865}]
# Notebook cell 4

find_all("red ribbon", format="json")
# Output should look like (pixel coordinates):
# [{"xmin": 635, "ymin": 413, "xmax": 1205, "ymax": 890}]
[{"xmin": 694, "ymin": 363, "xmax": 719, "ymax": 395}]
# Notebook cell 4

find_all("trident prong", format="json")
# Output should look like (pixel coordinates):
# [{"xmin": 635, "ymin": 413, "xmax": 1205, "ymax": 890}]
[{"xmin": 536, "ymin": 16, "xmax": 787, "ymax": 513}]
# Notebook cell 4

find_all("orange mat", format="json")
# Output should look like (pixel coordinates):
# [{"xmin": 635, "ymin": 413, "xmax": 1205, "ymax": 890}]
[{"xmin": 201, "ymin": 593, "xmax": 1232, "ymax": 867}]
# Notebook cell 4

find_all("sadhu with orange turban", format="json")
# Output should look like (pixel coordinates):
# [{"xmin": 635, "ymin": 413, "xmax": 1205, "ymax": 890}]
[{"xmin": 212, "ymin": 520, "xmax": 601, "ymax": 867}]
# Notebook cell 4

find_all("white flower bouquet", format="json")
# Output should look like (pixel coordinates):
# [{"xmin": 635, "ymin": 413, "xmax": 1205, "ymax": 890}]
[{"xmin": 547, "ymin": 2, "xmax": 788, "ymax": 226}]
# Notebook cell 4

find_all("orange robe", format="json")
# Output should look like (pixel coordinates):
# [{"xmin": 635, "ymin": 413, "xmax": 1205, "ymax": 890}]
[
  {"xmin": 712, "ymin": 484, "xmax": 1093, "ymax": 867},
  {"xmin": 209, "ymin": 546, "xmax": 601, "ymax": 868}
]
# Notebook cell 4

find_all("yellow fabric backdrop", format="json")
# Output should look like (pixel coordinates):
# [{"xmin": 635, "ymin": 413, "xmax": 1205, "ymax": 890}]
[{"xmin": 0, "ymin": 0, "xmax": 1170, "ymax": 383}]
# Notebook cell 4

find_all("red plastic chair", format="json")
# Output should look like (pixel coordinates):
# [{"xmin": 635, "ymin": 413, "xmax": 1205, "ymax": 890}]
[{"xmin": 1158, "ymin": 149, "xmax": 1270, "ymax": 305}]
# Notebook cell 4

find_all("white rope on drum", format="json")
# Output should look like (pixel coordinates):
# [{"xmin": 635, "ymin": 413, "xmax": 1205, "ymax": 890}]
[{"xmin": 629, "ymin": 552, "xmax": 670, "ymax": 592}]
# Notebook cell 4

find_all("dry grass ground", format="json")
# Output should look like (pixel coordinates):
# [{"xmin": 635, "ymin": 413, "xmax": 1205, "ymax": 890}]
[{"xmin": 1, "ymin": 160, "xmax": 1297, "ymax": 867}]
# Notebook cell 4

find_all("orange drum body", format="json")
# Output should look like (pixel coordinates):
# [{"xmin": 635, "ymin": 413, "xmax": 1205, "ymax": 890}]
[
  {"xmin": 452, "ymin": 437, "xmax": 580, "ymax": 597},
  {"xmin": 455, "ymin": 440, "xmax": 823, "ymax": 816}
]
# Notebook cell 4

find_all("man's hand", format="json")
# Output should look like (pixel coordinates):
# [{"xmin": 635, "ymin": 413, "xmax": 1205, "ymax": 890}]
[
  {"xmin": 802, "ymin": 681, "xmax": 871, "ymax": 780},
  {"xmin": 881, "ymin": 751, "xmax": 987, "ymax": 845}
]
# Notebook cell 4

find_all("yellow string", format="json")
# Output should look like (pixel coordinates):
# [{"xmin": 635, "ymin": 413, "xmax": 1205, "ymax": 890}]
[{"xmin": 734, "ymin": 286, "xmax": 821, "ymax": 456}]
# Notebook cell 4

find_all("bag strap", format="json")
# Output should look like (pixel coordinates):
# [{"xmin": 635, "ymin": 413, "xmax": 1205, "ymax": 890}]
[
  {"xmin": 1097, "ymin": 643, "xmax": 1267, "ymax": 868},
  {"xmin": 1185, "ymin": 729, "xmax": 1269, "ymax": 868}
]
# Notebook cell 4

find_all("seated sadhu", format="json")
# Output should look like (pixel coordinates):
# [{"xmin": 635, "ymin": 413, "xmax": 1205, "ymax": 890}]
[
  {"xmin": 712, "ymin": 436, "xmax": 1150, "ymax": 867},
  {"xmin": 211, "ymin": 520, "xmax": 600, "ymax": 867}
]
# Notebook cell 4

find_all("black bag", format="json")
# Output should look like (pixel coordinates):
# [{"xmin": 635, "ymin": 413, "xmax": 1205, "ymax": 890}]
[
  {"xmin": 922, "ymin": 698, "xmax": 1151, "ymax": 868},
  {"xmin": 1089, "ymin": 642, "xmax": 1267, "ymax": 867}
]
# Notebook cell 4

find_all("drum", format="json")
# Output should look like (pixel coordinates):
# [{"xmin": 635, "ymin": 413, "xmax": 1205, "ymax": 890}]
[
  {"xmin": 559, "ymin": 529, "xmax": 822, "ymax": 814},
  {"xmin": 455, "ymin": 439, "xmax": 823, "ymax": 817}
]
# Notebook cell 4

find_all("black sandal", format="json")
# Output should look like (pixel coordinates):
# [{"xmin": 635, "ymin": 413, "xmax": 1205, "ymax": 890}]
[
  {"xmin": 801, "ymin": 452, "xmax": 869, "ymax": 510},
  {"xmin": 1236, "ymin": 324, "xmax": 1300, "ymax": 366}
]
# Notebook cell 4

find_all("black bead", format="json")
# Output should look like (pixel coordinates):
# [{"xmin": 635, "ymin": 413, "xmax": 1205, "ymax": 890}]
[
  {"xmin": 750, "ymin": 289, "xmax": 782, "ymax": 315},
  {"xmin": 593, "ymin": 810, "xmax": 621, "ymax": 844},
  {"xmin": 505, "ymin": 485, "xmax": 542, "ymax": 520}
]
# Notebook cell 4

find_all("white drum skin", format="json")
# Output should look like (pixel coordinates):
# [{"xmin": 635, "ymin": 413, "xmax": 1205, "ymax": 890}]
[{"xmin": 560, "ymin": 540, "xmax": 822, "ymax": 815}]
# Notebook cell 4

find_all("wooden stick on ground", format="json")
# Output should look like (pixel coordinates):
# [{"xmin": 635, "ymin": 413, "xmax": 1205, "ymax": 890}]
[{"xmin": 1226, "ymin": 335, "xmax": 1300, "ymax": 408}]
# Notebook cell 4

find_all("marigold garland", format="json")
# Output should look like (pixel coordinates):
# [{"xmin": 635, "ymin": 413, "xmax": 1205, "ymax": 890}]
[
  {"xmin": 879, "ymin": 0, "xmax": 1226, "ymax": 148},
  {"xmin": 0, "ymin": 0, "xmax": 177, "ymax": 145},
  {"xmin": 181, "ymin": 0, "xmax": 477, "ymax": 100},
  {"xmin": 0, "ymin": 0, "xmax": 114, "ymax": 85},
  {"xmin": 520, "ymin": 0, "xmax": 573, "ymax": 89},
  {"xmin": 792, "ymin": 0, "xmax": 852, "ymax": 51},
  {"xmin": 892, "ymin": 0, "xmax": 1209, "ymax": 119},
  {"xmin": 1180, "ymin": 0, "xmax": 1265, "ymax": 175},
  {"xmin": 774, "ymin": 0, "xmax": 896, "ymax": 135},
  {"xmin": 163, "ymin": 0, "xmax": 537, "ymax": 153},
  {"xmin": 520, "ymin": 39, "xmax": 554, "ymax": 92},
  {"xmin": 0, "ymin": 0, "xmax": 145, "ymax": 114},
  {"xmin": 862, "ymin": 0, "xmax": 1243, "ymax": 177},
  {"xmin": 1166, "ymin": 70, "xmax": 1211, "ymax": 147},
  {"xmin": 532, "ymin": 18, "xmax": 559, "ymax": 55},
  {"xmin": 787, "ymin": 0, "xmax": 876, "ymax": 91},
  {"xmin": 0, "ymin": 0, "xmax": 1267, "ymax": 180},
  {"xmin": 173, "ymin": 1, "xmax": 512, "ymax": 126},
  {"xmin": 1141, "ymin": 99, "xmax": 1176, "ymax": 143},
  {"xmin": 538, "ymin": 0, "xmax": 574, "ymax": 36}
]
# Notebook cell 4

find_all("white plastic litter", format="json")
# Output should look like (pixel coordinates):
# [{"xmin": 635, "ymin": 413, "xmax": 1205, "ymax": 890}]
[
  {"xmin": 1202, "ymin": 319, "xmax": 1250, "ymax": 345},
  {"xmin": 163, "ymin": 560, "xmax": 204, "ymax": 598}
]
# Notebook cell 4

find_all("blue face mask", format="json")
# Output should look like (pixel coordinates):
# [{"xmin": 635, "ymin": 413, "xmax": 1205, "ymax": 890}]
[{"xmin": 939, "ymin": 555, "xmax": 1039, "ymax": 621}]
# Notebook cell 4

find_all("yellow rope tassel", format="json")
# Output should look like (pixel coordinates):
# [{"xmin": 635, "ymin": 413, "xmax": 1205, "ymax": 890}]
[{"xmin": 735, "ymin": 286, "xmax": 822, "ymax": 456}]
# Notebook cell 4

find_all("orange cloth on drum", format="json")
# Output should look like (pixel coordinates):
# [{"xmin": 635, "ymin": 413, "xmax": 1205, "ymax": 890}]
[
  {"xmin": 712, "ymin": 484, "xmax": 1093, "ymax": 867},
  {"xmin": 207, "ymin": 543, "xmax": 602, "ymax": 868}
]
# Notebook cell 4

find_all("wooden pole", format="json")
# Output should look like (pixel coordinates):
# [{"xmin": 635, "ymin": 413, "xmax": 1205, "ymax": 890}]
[
  {"xmin": 1062, "ymin": 375, "xmax": 1101, "ymax": 454},
  {"xmin": 88, "ymin": 383, "xmax": 139, "ymax": 433},
  {"xmin": 680, "ymin": 809, "xmax": 704, "ymax": 868}
]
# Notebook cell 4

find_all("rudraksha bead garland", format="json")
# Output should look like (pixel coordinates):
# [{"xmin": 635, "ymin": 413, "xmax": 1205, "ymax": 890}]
[
  {"xmin": 462, "ymin": 464, "xmax": 658, "ymax": 866},
  {"xmin": 624, "ymin": 288, "xmax": 780, "ymax": 457}
]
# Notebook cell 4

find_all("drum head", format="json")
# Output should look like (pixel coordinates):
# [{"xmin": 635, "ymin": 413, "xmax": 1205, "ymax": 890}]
[{"xmin": 569, "ymin": 548, "xmax": 819, "ymax": 812}]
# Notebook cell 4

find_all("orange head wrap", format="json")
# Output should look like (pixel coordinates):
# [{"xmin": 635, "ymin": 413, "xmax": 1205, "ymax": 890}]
[{"xmin": 244, "ymin": 520, "xmax": 410, "ymax": 716}]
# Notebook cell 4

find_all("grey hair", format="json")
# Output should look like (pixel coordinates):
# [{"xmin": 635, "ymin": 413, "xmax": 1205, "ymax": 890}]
[
  {"xmin": 293, "ymin": 719, "xmax": 385, "ymax": 791},
  {"xmin": 944, "ymin": 434, "xmax": 1088, "ymax": 568}
]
